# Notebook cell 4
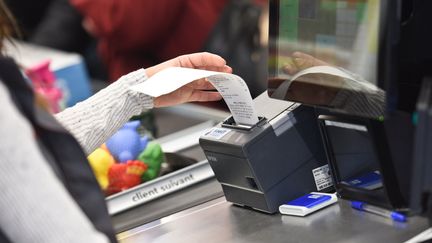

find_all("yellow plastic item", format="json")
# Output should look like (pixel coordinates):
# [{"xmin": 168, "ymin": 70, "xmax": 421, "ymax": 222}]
[{"xmin": 88, "ymin": 147, "xmax": 115, "ymax": 190}]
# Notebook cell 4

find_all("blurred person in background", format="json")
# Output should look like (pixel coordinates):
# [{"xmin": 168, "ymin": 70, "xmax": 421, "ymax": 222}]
[
  {"xmin": 5, "ymin": 0, "xmax": 107, "ymax": 80},
  {"xmin": 0, "ymin": 1, "xmax": 232, "ymax": 242},
  {"xmin": 71, "ymin": 0, "xmax": 269, "ymax": 98},
  {"xmin": 5, "ymin": 0, "xmax": 88, "ymax": 52},
  {"xmin": 70, "ymin": 0, "xmax": 229, "ymax": 82},
  {"xmin": 203, "ymin": 0, "xmax": 268, "ymax": 98},
  {"xmin": 6, "ymin": 0, "xmax": 269, "ymax": 98}
]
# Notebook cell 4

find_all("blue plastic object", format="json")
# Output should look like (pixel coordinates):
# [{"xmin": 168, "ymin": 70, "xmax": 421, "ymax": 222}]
[
  {"xmin": 351, "ymin": 201, "xmax": 365, "ymax": 210},
  {"xmin": 106, "ymin": 121, "xmax": 149, "ymax": 163},
  {"xmin": 55, "ymin": 59, "xmax": 92, "ymax": 107},
  {"xmin": 285, "ymin": 193, "xmax": 332, "ymax": 208}
]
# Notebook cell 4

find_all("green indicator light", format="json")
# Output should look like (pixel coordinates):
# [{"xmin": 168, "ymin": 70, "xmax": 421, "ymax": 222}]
[{"xmin": 378, "ymin": 116, "xmax": 384, "ymax": 122}]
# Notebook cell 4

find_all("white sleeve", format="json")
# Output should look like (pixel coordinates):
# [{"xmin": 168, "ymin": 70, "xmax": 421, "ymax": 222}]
[
  {"xmin": 55, "ymin": 69, "xmax": 154, "ymax": 155},
  {"xmin": 0, "ymin": 81, "xmax": 110, "ymax": 243}
]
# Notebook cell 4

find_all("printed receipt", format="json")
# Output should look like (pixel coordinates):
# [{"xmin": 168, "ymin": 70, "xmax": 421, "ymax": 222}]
[{"xmin": 130, "ymin": 67, "xmax": 259, "ymax": 126}]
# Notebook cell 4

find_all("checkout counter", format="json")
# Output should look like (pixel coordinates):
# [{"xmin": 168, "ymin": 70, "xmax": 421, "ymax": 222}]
[
  {"xmin": 112, "ymin": 0, "xmax": 430, "ymax": 243},
  {"xmin": 109, "ymin": 102, "xmax": 429, "ymax": 243},
  {"xmin": 117, "ymin": 197, "xmax": 428, "ymax": 243},
  {"xmin": 109, "ymin": 0, "xmax": 432, "ymax": 239},
  {"xmin": 4, "ymin": 0, "xmax": 430, "ymax": 240},
  {"xmin": 7, "ymin": 0, "xmax": 429, "ymax": 241}
]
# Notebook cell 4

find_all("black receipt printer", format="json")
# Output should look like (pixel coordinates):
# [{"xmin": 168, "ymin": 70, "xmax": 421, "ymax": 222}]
[{"xmin": 199, "ymin": 92, "xmax": 330, "ymax": 213}]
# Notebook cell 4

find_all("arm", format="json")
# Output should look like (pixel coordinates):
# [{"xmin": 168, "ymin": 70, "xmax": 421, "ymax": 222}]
[
  {"xmin": 55, "ymin": 69, "xmax": 153, "ymax": 155},
  {"xmin": 56, "ymin": 52, "xmax": 231, "ymax": 155},
  {"xmin": 0, "ymin": 82, "xmax": 109, "ymax": 243}
]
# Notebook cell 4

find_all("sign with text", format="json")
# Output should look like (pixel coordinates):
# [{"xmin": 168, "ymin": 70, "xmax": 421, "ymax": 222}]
[{"xmin": 106, "ymin": 160, "xmax": 215, "ymax": 215}]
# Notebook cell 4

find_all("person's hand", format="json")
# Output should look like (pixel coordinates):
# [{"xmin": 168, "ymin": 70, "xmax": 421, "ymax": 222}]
[
  {"xmin": 145, "ymin": 52, "xmax": 232, "ymax": 107},
  {"xmin": 282, "ymin": 52, "xmax": 328, "ymax": 75},
  {"xmin": 82, "ymin": 18, "xmax": 99, "ymax": 37},
  {"xmin": 269, "ymin": 52, "xmax": 330, "ymax": 94}
]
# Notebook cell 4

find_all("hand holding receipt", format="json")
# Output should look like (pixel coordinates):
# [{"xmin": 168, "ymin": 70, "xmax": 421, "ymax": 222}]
[{"xmin": 130, "ymin": 67, "xmax": 259, "ymax": 126}]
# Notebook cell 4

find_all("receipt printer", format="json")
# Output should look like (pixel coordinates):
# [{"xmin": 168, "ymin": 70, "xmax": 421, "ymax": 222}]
[{"xmin": 199, "ymin": 92, "xmax": 329, "ymax": 213}]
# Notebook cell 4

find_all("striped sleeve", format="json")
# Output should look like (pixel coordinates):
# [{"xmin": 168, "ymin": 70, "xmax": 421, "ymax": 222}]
[{"xmin": 55, "ymin": 68, "xmax": 153, "ymax": 155}]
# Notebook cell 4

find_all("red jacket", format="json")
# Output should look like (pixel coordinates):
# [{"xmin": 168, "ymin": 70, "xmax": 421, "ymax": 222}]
[{"xmin": 71, "ymin": 0, "xmax": 228, "ymax": 80}]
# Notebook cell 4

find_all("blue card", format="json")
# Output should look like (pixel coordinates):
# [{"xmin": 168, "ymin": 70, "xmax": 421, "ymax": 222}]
[{"xmin": 286, "ymin": 193, "xmax": 332, "ymax": 208}]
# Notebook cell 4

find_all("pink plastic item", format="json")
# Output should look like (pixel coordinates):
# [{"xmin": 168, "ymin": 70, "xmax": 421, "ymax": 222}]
[{"xmin": 25, "ymin": 60, "xmax": 63, "ymax": 113}]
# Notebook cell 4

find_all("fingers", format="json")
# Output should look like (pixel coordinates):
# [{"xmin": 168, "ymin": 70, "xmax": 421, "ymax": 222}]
[
  {"xmin": 198, "ymin": 64, "xmax": 232, "ymax": 73},
  {"xmin": 282, "ymin": 52, "xmax": 330, "ymax": 75},
  {"xmin": 188, "ymin": 79, "xmax": 217, "ymax": 90},
  {"xmin": 292, "ymin": 51, "xmax": 328, "ymax": 67},
  {"xmin": 153, "ymin": 89, "xmax": 222, "ymax": 108},
  {"xmin": 147, "ymin": 52, "xmax": 232, "ymax": 78},
  {"xmin": 282, "ymin": 59, "xmax": 298, "ymax": 75},
  {"xmin": 292, "ymin": 52, "xmax": 315, "ymax": 69},
  {"xmin": 178, "ymin": 52, "xmax": 226, "ymax": 68},
  {"xmin": 82, "ymin": 18, "xmax": 98, "ymax": 37},
  {"xmin": 153, "ymin": 92, "xmax": 183, "ymax": 107},
  {"xmin": 292, "ymin": 51, "xmax": 314, "ymax": 59},
  {"xmin": 188, "ymin": 90, "xmax": 222, "ymax": 103},
  {"xmin": 177, "ymin": 52, "xmax": 233, "ymax": 73}
]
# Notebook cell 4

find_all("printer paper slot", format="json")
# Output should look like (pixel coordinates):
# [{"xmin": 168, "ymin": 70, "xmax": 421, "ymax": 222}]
[{"xmin": 222, "ymin": 116, "xmax": 266, "ymax": 131}]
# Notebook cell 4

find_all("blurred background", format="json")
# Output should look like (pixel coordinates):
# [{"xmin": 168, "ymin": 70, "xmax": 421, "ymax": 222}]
[
  {"xmin": 2, "ymin": 0, "xmax": 270, "ymax": 200},
  {"xmin": 5, "ymin": 0, "xmax": 269, "ymax": 106}
]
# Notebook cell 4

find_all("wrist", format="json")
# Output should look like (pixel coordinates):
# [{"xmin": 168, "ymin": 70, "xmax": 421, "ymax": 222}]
[{"xmin": 145, "ymin": 66, "xmax": 156, "ymax": 78}]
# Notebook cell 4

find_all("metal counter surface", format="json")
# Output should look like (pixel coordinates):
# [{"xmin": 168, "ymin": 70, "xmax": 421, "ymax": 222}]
[
  {"xmin": 111, "ymin": 177, "xmax": 223, "ymax": 233},
  {"xmin": 117, "ymin": 197, "xmax": 429, "ymax": 243}
]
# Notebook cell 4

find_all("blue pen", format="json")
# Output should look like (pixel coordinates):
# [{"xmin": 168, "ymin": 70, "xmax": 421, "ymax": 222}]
[{"xmin": 351, "ymin": 201, "xmax": 407, "ymax": 222}]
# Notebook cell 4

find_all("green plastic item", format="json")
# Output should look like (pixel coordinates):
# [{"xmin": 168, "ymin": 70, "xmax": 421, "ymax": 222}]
[{"xmin": 137, "ymin": 141, "xmax": 164, "ymax": 181}]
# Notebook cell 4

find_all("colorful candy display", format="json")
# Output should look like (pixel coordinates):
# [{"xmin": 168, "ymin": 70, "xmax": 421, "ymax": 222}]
[{"xmin": 87, "ymin": 121, "xmax": 164, "ymax": 196}]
